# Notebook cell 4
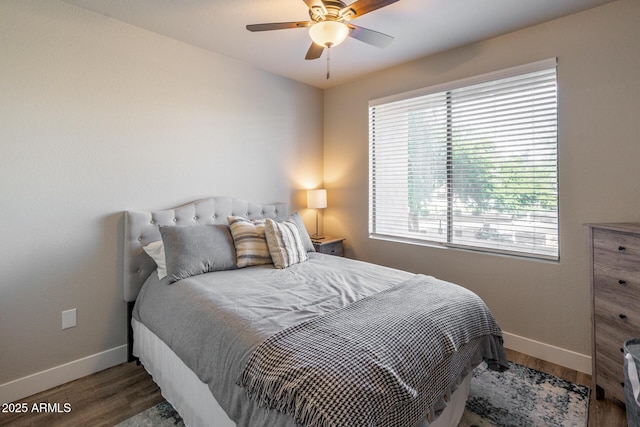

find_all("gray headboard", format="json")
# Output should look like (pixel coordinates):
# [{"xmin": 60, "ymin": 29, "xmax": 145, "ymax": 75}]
[{"xmin": 123, "ymin": 197, "xmax": 288, "ymax": 302}]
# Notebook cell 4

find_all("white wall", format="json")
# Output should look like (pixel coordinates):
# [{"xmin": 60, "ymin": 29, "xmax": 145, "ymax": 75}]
[
  {"xmin": 324, "ymin": 0, "xmax": 640, "ymax": 373},
  {"xmin": 0, "ymin": 0, "xmax": 323, "ymax": 396}
]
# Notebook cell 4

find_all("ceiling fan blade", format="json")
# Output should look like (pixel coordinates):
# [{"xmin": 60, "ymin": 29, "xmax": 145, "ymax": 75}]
[
  {"xmin": 347, "ymin": 24, "xmax": 394, "ymax": 48},
  {"xmin": 305, "ymin": 42, "xmax": 324, "ymax": 60},
  {"xmin": 341, "ymin": 0, "xmax": 399, "ymax": 18},
  {"xmin": 246, "ymin": 22, "xmax": 312, "ymax": 32}
]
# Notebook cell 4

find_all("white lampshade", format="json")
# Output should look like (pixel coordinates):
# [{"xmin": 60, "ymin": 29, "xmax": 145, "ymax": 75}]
[
  {"xmin": 307, "ymin": 189, "xmax": 327, "ymax": 209},
  {"xmin": 308, "ymin": 21, "xmax": 349, "ymax": 48}
]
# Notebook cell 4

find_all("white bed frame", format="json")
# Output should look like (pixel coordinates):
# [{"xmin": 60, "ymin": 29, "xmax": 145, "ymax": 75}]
[{"xmin": 124, "ymin": 197, "xmax": 471, "ymax": 427}]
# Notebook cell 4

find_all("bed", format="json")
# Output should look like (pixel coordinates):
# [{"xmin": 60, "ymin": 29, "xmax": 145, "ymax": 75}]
[{"xmin": 123, "ymin": 197, "xmax": 508, "ymax": 427}]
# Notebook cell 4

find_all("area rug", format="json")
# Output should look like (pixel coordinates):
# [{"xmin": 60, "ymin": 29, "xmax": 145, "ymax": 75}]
[
  {"xmin": 116, "ymin": 401, "xmax": 184, "ymax": 427},
  {"xmin": 117, "ymin": 362, "xmax": 589, "ymax": 426},
  {"xmin": 460, "ymin": 361, "xmax": 590, "ymax": 426}
]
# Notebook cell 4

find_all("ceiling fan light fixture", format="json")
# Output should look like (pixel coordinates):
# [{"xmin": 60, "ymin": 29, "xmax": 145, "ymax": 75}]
[{"xmin": 309, "ymin": 21, "xmax": 349, "ymax": 48}]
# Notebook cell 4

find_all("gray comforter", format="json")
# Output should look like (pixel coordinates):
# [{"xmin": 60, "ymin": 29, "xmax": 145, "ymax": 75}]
[{"xmin": 133, "ymin": 253, "xmax": 508, "ymax": 426}]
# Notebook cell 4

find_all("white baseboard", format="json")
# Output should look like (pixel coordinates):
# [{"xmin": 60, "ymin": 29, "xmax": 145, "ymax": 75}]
[
  {"xmin": 503, "ymin": 331, "xmax": 592, "ymax": 375},
  {"xmin": 0, "ymin": 345, "xmax": 128, "ymax": 404}
]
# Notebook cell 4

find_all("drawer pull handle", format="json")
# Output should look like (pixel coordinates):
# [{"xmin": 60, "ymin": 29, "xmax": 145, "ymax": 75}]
[
  {"xmin": 620, "ymin": 314, "xmax": 628, "ymax": 320},
  {"xmin": 619, "ymin": 246, "xmax": 626, "ymax": 251},
  {"xmin": 619, "ymin": 280, "xmax": 627, "ymax": 285}
]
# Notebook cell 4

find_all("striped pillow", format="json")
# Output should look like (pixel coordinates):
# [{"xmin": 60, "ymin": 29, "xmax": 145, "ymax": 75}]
[
  {"xmin": 228, "ymin": 216, "xmax": 273, "ymax": 268},
  {"xmin": 265, "ymin": 218, "xmax": 309, "ymax": 269}
]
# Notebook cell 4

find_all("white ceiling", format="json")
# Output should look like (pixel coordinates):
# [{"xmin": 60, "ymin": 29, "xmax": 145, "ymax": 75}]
[{"xmin": 60, "ymin": 0, "xmax": 616, "ymax": 89}]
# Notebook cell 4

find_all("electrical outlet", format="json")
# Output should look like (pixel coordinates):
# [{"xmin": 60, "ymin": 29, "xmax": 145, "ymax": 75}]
[{"xmin": 62, "ymin": 308, "xmax": 77, "ymax": 330}]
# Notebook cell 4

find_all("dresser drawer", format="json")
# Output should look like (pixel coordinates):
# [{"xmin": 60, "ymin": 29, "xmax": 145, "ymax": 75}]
[
  {"xmin": 593, "ymin": 228, "xmax": 640, "ymax": 271},
  {"xmin": 594, "ymin": 296, "xmax": 640, "ymax": 334},
  {"xmin": 593, "ymin": 267, "xmax": 640, "ymax": 301},
  {"xmin": 595, "ymin": 317, "xmax": 636, "ymax": 361}
]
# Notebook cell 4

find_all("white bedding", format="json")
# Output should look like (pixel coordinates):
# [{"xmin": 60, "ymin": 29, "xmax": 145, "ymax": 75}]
[{"xmin": 133, "ymin": 317, "xmax": 471, "ymax": 427}]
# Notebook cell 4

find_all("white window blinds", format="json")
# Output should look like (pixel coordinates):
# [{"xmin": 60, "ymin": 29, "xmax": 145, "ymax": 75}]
[{"xmin": 369, "ymin": 59, "xmax": 558, "ymax": 260}]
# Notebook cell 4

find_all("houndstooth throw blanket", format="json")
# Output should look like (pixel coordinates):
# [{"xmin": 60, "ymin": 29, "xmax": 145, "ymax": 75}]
[{"xmin": 239, "ymin": 274, "xmax": 508, "ymax": 427}]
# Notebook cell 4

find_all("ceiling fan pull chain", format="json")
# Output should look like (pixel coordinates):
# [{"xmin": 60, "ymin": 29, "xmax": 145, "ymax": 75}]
[{"xmin": 326, "ymin": 45, "xmax": 331, "ymax": 79}]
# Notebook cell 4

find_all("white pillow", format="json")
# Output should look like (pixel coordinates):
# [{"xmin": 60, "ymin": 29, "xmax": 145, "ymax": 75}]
[
  {"xmin": 142, "ymin": 240, "xmax": 167, "ymax": 280},
  {"xmin": 265, "ymin": 218, "xmax": 309, "ymax": 269}
]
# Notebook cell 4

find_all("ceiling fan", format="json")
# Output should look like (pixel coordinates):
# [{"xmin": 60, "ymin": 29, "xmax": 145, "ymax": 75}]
[{"xmin": 247, "ymin": 0, "xmax": 399, "ymax": 77}]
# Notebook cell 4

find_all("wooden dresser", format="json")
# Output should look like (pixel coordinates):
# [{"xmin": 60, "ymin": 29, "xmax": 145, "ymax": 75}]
[{"xmin": 588, "ymin": 222, "xmax": 640, "ymax": 401}]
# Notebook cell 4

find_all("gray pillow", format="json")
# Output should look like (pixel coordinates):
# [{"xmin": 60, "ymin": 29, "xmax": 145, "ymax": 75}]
[
  {"xmin": 159, "ymin": 224, "xmax": 237, "ymax": 283},
  {"xmin": 287, "ymin": 212, "xmax": 315, "ymax": 253}
]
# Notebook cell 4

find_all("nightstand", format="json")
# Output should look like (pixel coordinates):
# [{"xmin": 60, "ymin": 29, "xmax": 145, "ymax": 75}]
[{"xmin": 312, "ymin": 236, "xmax": 345, "ymax": 257}]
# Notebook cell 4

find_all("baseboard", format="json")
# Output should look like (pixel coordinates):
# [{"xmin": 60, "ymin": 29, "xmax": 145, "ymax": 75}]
[
  {"xmin": 503, "ymin": 331, "xmax": 592, "ymax": 375},
  {"xmin": 0, "ymin": 345, "xmax": 128, "ymax": 404}
]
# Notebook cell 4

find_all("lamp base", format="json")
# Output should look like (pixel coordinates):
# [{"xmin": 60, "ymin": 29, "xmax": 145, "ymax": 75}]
[{"xmin": 311, "ymin": 208, "xmax": 325, "ymax": 242}]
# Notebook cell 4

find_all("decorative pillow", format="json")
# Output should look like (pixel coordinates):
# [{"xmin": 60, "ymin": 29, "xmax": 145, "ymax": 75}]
[
  {"xmin": 287, "ymin": 212, "xmax": 315, "ymax": 253},
  {"xmin": 227, "ymin": 216, "xmax": 273, "ymax": 268},
  {"xmin": 142, "ymin": 240, "xmax": 167, "ymax": 280},
  {"xmin": 265, "ymin": 218, "xmax": 309, "ymax": 269},
  {"xmin": 159, "ymin": 224, "xmax": 237, "ymax": 283}
]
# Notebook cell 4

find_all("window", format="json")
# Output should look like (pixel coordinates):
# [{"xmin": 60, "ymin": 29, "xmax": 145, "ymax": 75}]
[{"xmin": 369, "ymin": 59, "xmax": 558, "ymax": 260}]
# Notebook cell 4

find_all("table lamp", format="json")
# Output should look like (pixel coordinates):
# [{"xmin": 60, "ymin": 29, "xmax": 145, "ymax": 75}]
[{"xmin": 307, "ymin": 189, "xmax": 327, "ymax": 240}]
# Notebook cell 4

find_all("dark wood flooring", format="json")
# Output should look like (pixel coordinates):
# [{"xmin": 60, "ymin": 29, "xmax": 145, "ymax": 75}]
[
  {"xmin": 0, "ymin": 348, "xmax": 627, "ymax": 426},
  {"xmin": 0, "ymin": 362, "xmax": 163, "ymax": 427}
]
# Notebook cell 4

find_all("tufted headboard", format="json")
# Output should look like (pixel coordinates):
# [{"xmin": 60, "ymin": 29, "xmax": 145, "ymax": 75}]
[{"xmin": 123, "ymin": 197, "xmax": 288, "ymax": 302}]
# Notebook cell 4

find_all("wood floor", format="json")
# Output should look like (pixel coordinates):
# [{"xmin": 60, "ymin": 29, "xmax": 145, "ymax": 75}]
[
  {"xmin": 0, "ymin": 362, "xmax": 164, "ymax": 427},
  {"xmin": 1, "ymin": 348, "xmax": 628, "ymax": 426}
]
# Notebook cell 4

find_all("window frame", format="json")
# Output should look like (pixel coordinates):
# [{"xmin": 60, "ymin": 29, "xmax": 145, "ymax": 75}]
[{"xmin": 368, "ymin": 58, "xmax": 559, "ymax": 261}]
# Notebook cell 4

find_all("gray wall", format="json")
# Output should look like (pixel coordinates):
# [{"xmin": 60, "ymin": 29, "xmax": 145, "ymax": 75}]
[
  {"xmin": 0, "ymin": 0, "xmax": 323, "ymax": 385},
  {"xmin": 323, "ymin": 0, "xmax": 640, "ymax": 371}
]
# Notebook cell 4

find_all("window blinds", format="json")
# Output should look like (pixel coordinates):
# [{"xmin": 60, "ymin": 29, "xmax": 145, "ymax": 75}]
[{"xmin": 369, "ymin": 59, "xmax": 558, "ymax": 259}]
